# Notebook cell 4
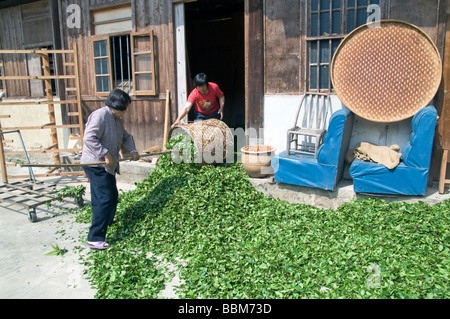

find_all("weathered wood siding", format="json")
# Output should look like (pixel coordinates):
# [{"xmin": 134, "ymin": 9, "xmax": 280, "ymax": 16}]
[
  {"xmin": 59, "ymin": 0, "xmax": 176, "ymax": 152},
  {"xmin": 264, "ymin": 0, "xmax": 303, "ymax": 94},
  {"xmin": 0, "ymin": 6, "xmax": 29, "ymax": 96}
]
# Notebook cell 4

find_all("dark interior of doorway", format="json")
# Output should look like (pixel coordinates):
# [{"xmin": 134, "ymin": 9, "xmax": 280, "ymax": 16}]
[{"xmin": 185, "ymin": 0, "xmax": 245, "ymax": 129}]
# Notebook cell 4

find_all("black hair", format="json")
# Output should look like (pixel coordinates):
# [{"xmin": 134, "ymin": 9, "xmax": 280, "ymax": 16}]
[
  {"xmin": 193, "ymin": 73, "xmax": 208, "ymax": 87},
  {"xmin": 105, "ymin": 89, "xmax": 131, "ymax": 111}
]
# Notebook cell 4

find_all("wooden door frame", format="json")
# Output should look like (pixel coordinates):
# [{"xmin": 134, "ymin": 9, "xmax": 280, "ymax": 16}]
[
  {"xmin": 173, "ymin": 0, "xmax": 264, "ymax": 136},
  {"xmin": 245, "ymin": 0, "xmax": 264, "ymax": 140},
  {"xmin": 438, "ymin": 6, "xmax": 450, "ymax": 192}
]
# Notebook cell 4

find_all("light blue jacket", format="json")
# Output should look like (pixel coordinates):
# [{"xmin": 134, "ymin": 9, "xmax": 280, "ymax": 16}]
[{"xmin": 80, "ymin": 106, "xmax": 136, "ymax": 175}]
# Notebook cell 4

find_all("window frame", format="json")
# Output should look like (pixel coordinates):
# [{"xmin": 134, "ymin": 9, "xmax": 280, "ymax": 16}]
[
  {"xmin": 306, "ymin": 0, "xmax": 384, "ymax": 92},
  {"xmin": 130, "ymin": 31, "xmax": 157, "ymax": 96},
  {"xmin": 92, "ymin": 36, "xmax": 113, "ymax": 96},
  {"xmin": 90, "ymin": 3, "xmax": 133, "ymax": 36},
  {"xmin": 92, "ymin": 31, "xmax": 158, "ymax": 96}
]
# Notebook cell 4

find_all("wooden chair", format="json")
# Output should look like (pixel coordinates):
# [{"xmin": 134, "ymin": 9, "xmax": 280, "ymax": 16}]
[{"xmin": 286, "ymin": 92, "xmax": 331, "ymax": 158}]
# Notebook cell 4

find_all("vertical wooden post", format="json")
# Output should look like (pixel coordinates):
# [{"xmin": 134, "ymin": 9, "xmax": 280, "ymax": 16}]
[
  {"xmin": 438, "ymin": 12, "xmax": 450, "ymax": 193},
  {"xmin": 245, "ymin": 0, "xmax": 264, "ymax": 144},
  {"xmin": 0, "ymin": 119, "xmax": 8, "ymax": 183},
  {"xmin": 439, "ymin": 149, "xmax": 449, "ymax": 194},
  {"xmin": 174, "ymin": 3, "xmax": 188, "ymax": 124},
  {"xmin": 73, "ymin": 42, "xmax": 84, "ymax": 146},
  {"xmin": 41, "ymin": 49, "xmax": 60, "ymax": 165},
  {"xmin": 163, "ymin": 89, "xmax": 170, "ymax": 150}
]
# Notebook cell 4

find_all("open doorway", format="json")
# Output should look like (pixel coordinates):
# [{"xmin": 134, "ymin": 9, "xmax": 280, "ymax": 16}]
[{"xmin": 185, "ymin": 0, "xmax": 245, "ymax": 129}]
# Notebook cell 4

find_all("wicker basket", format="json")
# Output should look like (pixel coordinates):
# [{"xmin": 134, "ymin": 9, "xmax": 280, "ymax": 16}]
[
  {"xmin": 331, "ymin": 20, "xmax": 442, "ymax": 123},
  {"xmin": 169, "ymin": 119, "xmax": 234, "ymax": 164}
]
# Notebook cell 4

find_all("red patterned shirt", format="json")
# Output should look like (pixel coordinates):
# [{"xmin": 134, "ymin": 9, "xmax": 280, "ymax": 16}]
[{"xmin": 187, "ymin": 82, "xmax": 224, "ymax": 116}]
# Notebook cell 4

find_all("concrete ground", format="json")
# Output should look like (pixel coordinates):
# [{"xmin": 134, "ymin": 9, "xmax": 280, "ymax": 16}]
[
  {"xmin": 1, "ymin": 159, "xmax": 449, "ymax": 299},
  {"xmin": 0, "ymin": 173, "xmax": 96, "ymax": 299}
]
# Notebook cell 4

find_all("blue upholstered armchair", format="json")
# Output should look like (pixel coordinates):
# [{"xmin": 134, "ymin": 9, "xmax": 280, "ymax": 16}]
[
  {"xmin": 272, "ymin": 107, "xmax": 354, "ymax": 190},
  {"xmin": 349, "ymin": 106, "xmax": 437, "ymax": 195}
]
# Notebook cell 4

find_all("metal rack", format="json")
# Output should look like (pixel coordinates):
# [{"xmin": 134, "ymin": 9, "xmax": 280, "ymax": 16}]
[
  {"xmin": 0, "ymin": 179, "xmax": 60, "ymax": 222},
  {"xmin": 0, "ymin": 129, "xmax": 82, "ymax": 222}
]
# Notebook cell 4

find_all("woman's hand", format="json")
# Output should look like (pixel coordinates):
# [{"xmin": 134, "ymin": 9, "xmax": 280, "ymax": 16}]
[
  {"xmin": 105, "ymin": 153, "xmax": 114, "ymax": 167},
  {"xmin": 131, "ymin": 151, "xmax": 140, "ymax": 161}
]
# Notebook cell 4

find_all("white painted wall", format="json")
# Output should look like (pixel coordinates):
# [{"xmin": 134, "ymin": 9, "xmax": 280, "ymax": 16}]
[
  {"xmin": 0, "ymin": 98, "xmax": 71, "ymax": 151},
  {"xmin": 263, "ymin": 94, "xmax": 414, "ymax": 155}
]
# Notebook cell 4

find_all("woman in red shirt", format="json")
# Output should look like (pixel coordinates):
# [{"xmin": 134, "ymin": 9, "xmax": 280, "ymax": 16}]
[{"xmin": 171, "ymin": 73, "xmax": 225, "ymax": 128}]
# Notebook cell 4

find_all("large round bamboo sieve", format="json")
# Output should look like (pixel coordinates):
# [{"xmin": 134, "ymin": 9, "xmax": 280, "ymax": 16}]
[{"xmin": 331, "ymin": 20, "xmax": 442, "ymax": 122}]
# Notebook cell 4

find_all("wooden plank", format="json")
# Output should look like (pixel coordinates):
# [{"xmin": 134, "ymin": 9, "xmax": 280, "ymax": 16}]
[
  {"xmin": 73, "ymin": 42, "xmax": 84, "ymax": 146},
  {"xmin": 7, "ymin": 171, "xmax": 85, "ymax": 179},
  {"xmin": 0, "ymin": 49, "xmax": 74, "ymax": 54},
  {"xmin": 4, "ymin": 183, "xmax": 58, "ymax": 200},
  {"xmin": 21, "ymin": 0, "xmax": 53, "ymax": 47},
  {"xmin": 245, "ymin": 0, "xmax": 264, "ymax": 138},
  {"xmin": 41, "ymin": 50, "xmax": 60, "ymax": 165},
  {"xmin": 439, "ymin": 149, "xmax": 449, "ymax": 194},
  {"xmin": 4, "ymin": 148, "xmax": 81, "ymax": 155},
  {"xmin": 0, "ymin": 194, "xmax": 17, "ymax": 200},
  {"xmin": 0, "ymin": 75, "xmax": 75, "ymax": 80},
  {"xmin": 174, "ymin": 3, "xmax": 188, "ymax": 124},
  {"xmin": 0, "ymin": 124, "xmax": 81, "ymax": 130},
  {"xmin": 0, "ymin": 121, "xmax": 8, "ymax": 183},
  {"xmin": 437, "ymin": 11, "xmax": 450, "ymax": 190},
  {"xmin": 264, "ymin": 0, "xmax": 301, "ymax": 94},
  {"xmin": 0, "ymin": 7, "xmax": 29, "ymax": 96},
  {"xmin": 163, "ymin": 89, "xmax": 170, "ymax": 149},
  {"xmin": 26, "ymin": 52, "xmax": 44, "ymax": 97},
  {"xmin": 0, "ymin": 100, "xmax": 79, "ymax": 105},
  {"xmin": 438, "ymin": 12, "xmax": 450, "ymax": 148}
]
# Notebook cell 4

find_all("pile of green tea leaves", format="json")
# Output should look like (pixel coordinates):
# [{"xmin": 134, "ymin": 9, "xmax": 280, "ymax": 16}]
[{"xmin": 77, "ymin": 141, "xmax": 449, "ymax": 299}]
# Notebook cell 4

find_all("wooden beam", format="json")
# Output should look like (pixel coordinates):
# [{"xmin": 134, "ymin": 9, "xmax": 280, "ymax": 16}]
[
  {"xmin": 0, "ymin": 124, "xmax": 81, "ymax": 130},
  {"xmin": 174, "ymin": 3, "xmax": 188, "ymax": 124},
  {"xmin": 245, "ymin": 0, "xmax": 264, "ymax": 141},
  {"xmin": 0, "ymin": 49, "xmax": 74, "ymax": 54},
  {"xmin": 0, "ymin": 122, "xmax": 8, "ymax": 183},
  {"xmin": 4, "ymin": 148, "xmax": 81, "ymax": 155},
  {"xmin": 0, "ymin": 100, "xmax": 79, "ymax": 105},
  {"xmin": 73, "ymin": 42, "xmax": 85, "ymax": 147},
  {"xmin": 0, "ymin": 75, "xmax": 75, "ymax": 80}
]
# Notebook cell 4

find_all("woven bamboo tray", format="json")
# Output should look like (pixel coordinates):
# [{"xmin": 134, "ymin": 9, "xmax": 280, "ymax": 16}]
[
  {"xmin": 169, "ymin": 119, "xmax": 234, "ymax": 163},
  {"xmin": 331, "ymin": 20, "xmax": 442, "ymax": 122}
]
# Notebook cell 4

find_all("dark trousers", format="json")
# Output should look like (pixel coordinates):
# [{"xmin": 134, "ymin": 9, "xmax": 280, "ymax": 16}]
[
  {"xmin": 193, "ymin": 110, "xmax": 220, "ymax": 121},
  {"xmin": 83, "ymin": 166, "xmax": 118, "ymax": 242}
]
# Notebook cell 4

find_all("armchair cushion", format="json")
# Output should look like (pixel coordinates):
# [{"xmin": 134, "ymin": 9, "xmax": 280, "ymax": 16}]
[
  {"xmin": 349, "ymin": 105, "xmax": 437, "ymax": 195},
  {"xmin": 272, "ymin": 108, "xmax": 354, "ymax": 190},
  {"xmin": 401, "ymin": 106, "xmax": 438, "ymax": 168}
]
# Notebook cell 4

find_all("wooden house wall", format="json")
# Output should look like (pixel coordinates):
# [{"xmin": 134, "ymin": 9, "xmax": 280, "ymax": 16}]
[
  {"xmin": 58, "ymin": 0, "xmax": 176, "ymax": 152},
  {"xmin": 0, "ymin": 6, "xmax": 29, "ymax": 97},
  {"xmin": 264, "ymin": 0, "xmax": 303, "ymax": 94},
  {"xmin": 0, "ymin": 0, "xmax": 59, "ymax": 97},
  {"xmin": 1, "ymin": 0, "xmax": 447, "ymax": 159},
  {"xmin": 263, "ymin": 0, "xmax": 446, "ymax": 96}
]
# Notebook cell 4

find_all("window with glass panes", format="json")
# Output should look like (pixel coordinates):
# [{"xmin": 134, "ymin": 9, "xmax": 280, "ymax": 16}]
[
  {"xmin": 91, "ymin": 4, "xmax": 156, "ymax": 96},
  {"xmin": 307, "ymin": 0, "xmax": 381, "ymax": 92}
]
